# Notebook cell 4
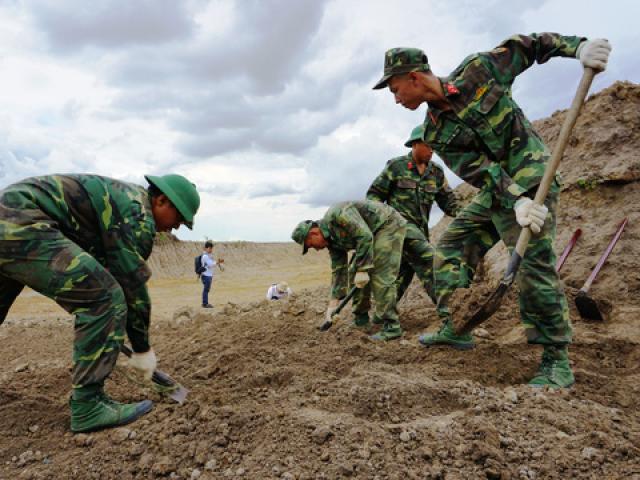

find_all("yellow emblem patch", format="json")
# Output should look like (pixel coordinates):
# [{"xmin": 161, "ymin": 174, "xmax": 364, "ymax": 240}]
[{"xmin": 474, "ymin": 85, "xmax": 488, "ymax": 101}]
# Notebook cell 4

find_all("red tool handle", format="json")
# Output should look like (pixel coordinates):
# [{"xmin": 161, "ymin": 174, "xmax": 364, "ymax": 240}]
[
  {"xmin": 556, "ymin": 228, "xmax": 582, "ymax": 272},
  {"xmin": 581, "ymin": 218, "xmax": 628, "ymax": 292}
]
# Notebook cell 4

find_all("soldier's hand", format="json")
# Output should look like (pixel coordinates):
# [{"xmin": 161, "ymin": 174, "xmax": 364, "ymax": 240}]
[
  {"xmin": 325, "ymin": 298, "xmax": 340, "ymax": 323},
  {"xmin": 127, "ymin": 348, "xmax": 157, "ymax": 381},
  {"xmin": 576, "ymin": 39, "xmax": 611, "ymax": 71},
  {"xmin": 514, "ymin": 198, "xmax": 548, "ymax": 234},
  {"xmin": 354, "ymin": 271, "xmax": 370, "ymax": 288}
]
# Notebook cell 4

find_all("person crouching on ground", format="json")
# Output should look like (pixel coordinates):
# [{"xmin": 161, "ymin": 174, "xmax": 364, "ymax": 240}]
[
  {"xmin": 292, "ymin": 200, "xmax": 408, "ymax": 341},
  {"xmin": 266, "ymin": 281, "xmax": 292, "ymax": 300},
  {"xmin": 0, "ymin": 173, "xmax": 200, "ymax": 432}
]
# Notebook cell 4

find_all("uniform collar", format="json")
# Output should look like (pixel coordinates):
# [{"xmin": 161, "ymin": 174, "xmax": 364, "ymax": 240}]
[
  {"xmin": 407, "ymin": 152, "xmax": 432, "ymax": 176},
  {"xmin": 406, "ymin": 153, "xmax": 416, "ymax": 172},
  {"xmin": 317, "ymin": 220, "xmax": 332, "ymax": 243},
  {"xmin": 426, "ymin": 77, "xmax": 460, "ymax": 125}
]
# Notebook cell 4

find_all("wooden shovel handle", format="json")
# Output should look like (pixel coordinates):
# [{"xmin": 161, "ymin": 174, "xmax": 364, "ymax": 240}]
[{"xmin": 513, "ymin": 68, "xmax": 596, "ymax": 259}]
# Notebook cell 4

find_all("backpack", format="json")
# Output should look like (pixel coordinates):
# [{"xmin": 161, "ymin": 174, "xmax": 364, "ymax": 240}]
[{"xmin": 194, "ymin": 254, "xmax": 206, "ymax": 275}]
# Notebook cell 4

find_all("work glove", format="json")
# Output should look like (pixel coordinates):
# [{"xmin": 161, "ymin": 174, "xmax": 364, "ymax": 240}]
[
  {"xmin": 354, "ymin": 271, "xmax": 370, "ymax": 288},
  {"xmin": 514, "ymin": 198, "xmax": 548, "ymax": 234},
  {"xmin": 127, "ymin": 349, "xmax": 157, "ymax": 381},
  {"xmin": 576, "ymin": 39, "xmax": 611, "ymax": 71},
  {"xmin": 325, "ymin": 298, "xmax": 340, "ymax": 323}
]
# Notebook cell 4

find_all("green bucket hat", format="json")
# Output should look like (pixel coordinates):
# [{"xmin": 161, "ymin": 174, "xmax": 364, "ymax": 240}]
[
  {"xmin": 291, "ymin": 220, "xmax": 314, "ymax": 255},
  {"xmin": 404, "ymin": 124, "xmax": 426, "ymax": 147},
  {"xmin": 373, "ymin": 47, "xmax": 430, "ymax": 90},
  {"xmin": 145, "ymin": 174, "xmax": 200, "ymax": 230}
]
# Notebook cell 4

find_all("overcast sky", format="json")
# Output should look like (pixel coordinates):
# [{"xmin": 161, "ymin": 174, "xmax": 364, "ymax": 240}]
[{"xmin": 0, "ymin": 0, "xmax": 637, "ymax": 241}]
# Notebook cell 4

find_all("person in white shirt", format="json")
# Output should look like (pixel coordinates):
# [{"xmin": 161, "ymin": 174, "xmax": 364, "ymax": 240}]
[
  {"xmin": 266, "ymin": 281, "xmax": 292, "ymax": 300},
  {"xmin": 200, "ymin": 241, "xmax": 223, "ymax": 308}
]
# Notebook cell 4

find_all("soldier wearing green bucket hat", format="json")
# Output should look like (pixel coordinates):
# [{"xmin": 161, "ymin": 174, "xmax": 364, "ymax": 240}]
[
  {"xmin": 374, "ymin": 33, "xmax": 612, "ymax": 388},
  {"xmin": 292, "ymin": 200, "xmax": 415, "ymax": 341},
  {"xmin": 0, "ymin": 173, "xmax": 199, "ymax": 432}
]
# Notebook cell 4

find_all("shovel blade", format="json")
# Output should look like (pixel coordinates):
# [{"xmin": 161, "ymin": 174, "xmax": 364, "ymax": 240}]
[
  {"xmin": 575, "ymin": 290, "xmax": 604, "ymax": 321},
  {"xmin": 152, "ymin": 369, "xmax": 189, "ymax": 404},
  {"xmin": 318, "ymin": 320, "xmax": 333, "ymax": 332},
  {"xmin": 454, "ymin": 281, "xmax": 511, "ymax": 336},
  {"xmin": 167, "ymin": 385, "xmax": 189, "ymax": 404}
]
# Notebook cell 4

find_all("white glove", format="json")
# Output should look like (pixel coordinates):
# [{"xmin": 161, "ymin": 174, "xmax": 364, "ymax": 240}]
[
  {"xmin": 325, "ymin": 298, "xmax": 340, "ymax": 323},
  {"xmin": 514, "ymin": 198, "xmax": 548, "ymax": 234},
  {"xmin": 354, "ymin": 271, "xmax": 370, "ymax": 288},
  {"xmin": 576, "ymin": 39, "xmax": 611, "ymax": 71},
  {"xmin": 127, "ymin": 349, "xmax": 157, "ymax": 381}
]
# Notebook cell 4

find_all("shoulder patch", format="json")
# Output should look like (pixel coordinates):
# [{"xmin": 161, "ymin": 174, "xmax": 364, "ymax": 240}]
[
  {"xmin": 445, "ymin": 83, "xmax": 459, "ymax": 95},
  {"xmin": 474, "ymin": 85, "xmax": 488, "ymax": 101}
]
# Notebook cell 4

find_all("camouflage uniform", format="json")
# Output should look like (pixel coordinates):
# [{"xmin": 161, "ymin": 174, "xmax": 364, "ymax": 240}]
[
  {"xmin": 0, "ymin": 175, "xmax": 155, "ymax": 391},
  {"xmin": 317, "ymin": 201, "xmax": 407, "ymax": 326},
  {"xmin": 366, "ymin": 154, "xmax": 459, "ymax": 301},
  {"xmin": 420, "ymin": 33, "xmax": 583, "ymax": 345}
]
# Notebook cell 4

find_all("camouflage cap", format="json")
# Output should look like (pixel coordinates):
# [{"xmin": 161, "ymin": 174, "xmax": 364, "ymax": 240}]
[
  {"xmin": 373, "ymin": 48, "xmax": 430, "ymax": 90},
  {"xmin": 404, "ymin": 124, "xmax": 426, "ymax": 147},
  {"xmin": 291, "ymin": 220, "xmax": 314, "ymax": 255}
]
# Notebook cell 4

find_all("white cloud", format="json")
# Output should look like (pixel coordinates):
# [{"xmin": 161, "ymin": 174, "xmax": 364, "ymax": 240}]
[{"xmin": 0, "ymin": 0, "xmax": 637, "ymax": 241}]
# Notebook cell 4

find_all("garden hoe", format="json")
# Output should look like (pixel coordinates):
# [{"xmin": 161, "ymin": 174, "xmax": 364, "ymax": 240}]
[
  {"xmin": 455, "ymin": 67, "xmax": 597, "ymax": 336},
  {"xmin": 575, "ymin": 217, "xmax": 628, "ymax": 320},
  {"xmin": 120, "ymin": 344, "xmax": 188, "ymax": 404},
  {"xmin": 556, "ymin": 228, "xmax": 582, "ymax": 272}
]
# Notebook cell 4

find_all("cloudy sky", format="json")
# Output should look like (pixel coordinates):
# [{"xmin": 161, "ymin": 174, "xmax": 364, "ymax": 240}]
[{"xmin": 0, "ymin": 0, "xmax": 637, "ymax": 241}]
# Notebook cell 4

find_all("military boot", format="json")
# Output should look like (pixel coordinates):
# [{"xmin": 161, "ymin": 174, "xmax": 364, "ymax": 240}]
[
  {"xmin": 70, "ymin": 393, "xmax": 153, "ymax": 433},
  {"xmin": 418, "ymin": 320, "xmax": 475, "ymax": 350},
  {"xmin": 351, "ymin": 313, "xmax": 371, "ymax": 329},
  {"xmin": 370, "ymin": 320, "xmax": 403, "ymax": 341},
  {"xmin": 528, "ymin": 346, "xmax": 574, "ymax": 389}
]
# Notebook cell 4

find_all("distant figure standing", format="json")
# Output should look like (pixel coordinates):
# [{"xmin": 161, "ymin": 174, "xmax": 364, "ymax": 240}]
[
  {"xmin": 200, "ymin": 240, "xmax": 223, "ymax": 308},
  {"xmin": 266, "ymin": 281, "xmax": 292, "ymax": 300}
]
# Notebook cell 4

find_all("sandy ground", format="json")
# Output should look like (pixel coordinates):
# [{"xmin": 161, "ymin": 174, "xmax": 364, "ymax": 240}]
[{"xmin": 1, "ymin": 81, "xmax": 639, "ymax": 480}]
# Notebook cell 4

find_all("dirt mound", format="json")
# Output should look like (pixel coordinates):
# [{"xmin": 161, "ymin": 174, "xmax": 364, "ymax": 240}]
[{"xmin": 1, "ymin": 81, "xmax": 640, "ymax": 480}]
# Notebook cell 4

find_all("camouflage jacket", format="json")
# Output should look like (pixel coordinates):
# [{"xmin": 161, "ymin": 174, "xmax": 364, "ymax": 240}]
[
  {"xmin": 367, "ymin": 153, "xmax": 459, "ymax": 239},
  {"xmin": 422, "ymin": 33, "xmax": 585, "ymax": 208},
  {"xmin": 0, "ymin": 175, "xmax": 155, "ymax": 352},
  {"xmin": 317, "ymin": 200, "xmax": 404, "ymax": 298}
]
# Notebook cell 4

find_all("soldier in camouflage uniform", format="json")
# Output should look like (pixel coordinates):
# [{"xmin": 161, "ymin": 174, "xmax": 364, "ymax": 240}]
[
  {"xmin": 374, "ymin": 33, "xmax": 611, "ymax": 388},
  {"xmin": 366, "ymin": 124, "xmax": 459, "ymax": 304},
  {"xmin": 292, "ymin": 200, "xmax": 411, "ymax": 340},
  {"xmin": 0, "ymin": 173, "xmax": 200, "ymax": 431}
]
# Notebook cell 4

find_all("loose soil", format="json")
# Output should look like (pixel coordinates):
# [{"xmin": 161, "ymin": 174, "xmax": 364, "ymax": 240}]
[{"xmin": 1, "ymin": 81, "xmax": 639, "ymax": 479}]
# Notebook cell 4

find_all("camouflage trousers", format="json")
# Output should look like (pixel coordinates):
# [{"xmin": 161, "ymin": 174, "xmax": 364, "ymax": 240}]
[
  {"xmin": 396, "ymin": 223, "xmax": 436, "ymax": 303},
  {"xmin": 0, "ymin": 201, "xmax": 126, "ymax": 391},
  {"xmin": 353, "ymin": 222, "xmax": 435, "ymax": 320},
  {"xmin": 350, "ymin": 216, "xmax": 406, "ymax": 323},
  {"xmin": 435, "ymin": 183, "xmax": 572, "ymax": 345}
]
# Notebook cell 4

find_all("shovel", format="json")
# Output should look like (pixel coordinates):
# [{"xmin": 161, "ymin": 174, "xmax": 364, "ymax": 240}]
[
  {"xmin": 120, "ymin": 344, "xmax": 189, "ymax": 404},
  {"xmin": 575, "ymin": 217, "xmax": 628, "ymax": 320},
  {"xmin": 318, "ymin": 286, "xmax": 358, "ymax": 332},
  {"xmin": 455, "ymin": 67, "xmax": 596, "ymax": 336},
  {"xmin": 556, "ymin": 228, "xmax": 582, "ymax": 272}
]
